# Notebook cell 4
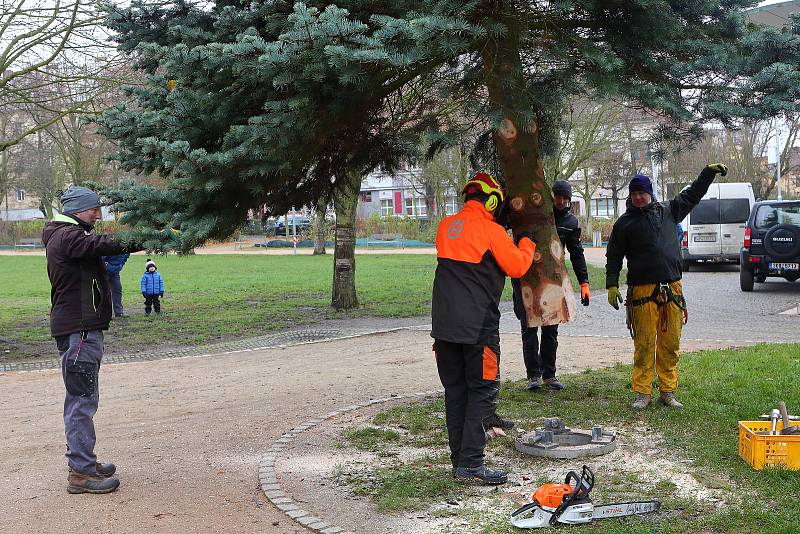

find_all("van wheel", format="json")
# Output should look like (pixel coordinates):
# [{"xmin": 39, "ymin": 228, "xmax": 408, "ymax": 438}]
[
  {"xmin": 682, "ymin": 260, "xmax": 691, "ymax": 272},
  {"xmin": 740, "ymin": 267, "xmax": 755, "ymax": 292},
  {"xmin": 755, "ymin": 275, "xmax": 766, "ymax": 283}
]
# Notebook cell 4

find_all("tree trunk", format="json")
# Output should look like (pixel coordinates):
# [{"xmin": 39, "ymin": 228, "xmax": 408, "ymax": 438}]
[
  {"xmin": 481, "ymin": 24, "xmax": 576, "ymax": 327},
  {"xmin": 313, "ymin": 196, "xmax": 327, "ymax": 255},
  {"xmin": 332, "ymin": 170, "xmax": 360, "ymax": 310}
]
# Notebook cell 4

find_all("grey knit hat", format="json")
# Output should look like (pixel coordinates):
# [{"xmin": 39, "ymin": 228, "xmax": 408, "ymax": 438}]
[{"xmin": 60, "ymin": 186, "xmax": 101, "ymax": 215}]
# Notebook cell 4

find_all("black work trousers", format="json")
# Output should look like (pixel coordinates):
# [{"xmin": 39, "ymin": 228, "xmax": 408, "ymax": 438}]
[
  {"xmin": 521, "ymin": 322, "xmax": 559, "ymax": 380},
  {"xmin": 434, "ymin": 337, "xmax": 500, "ymax": 469}
]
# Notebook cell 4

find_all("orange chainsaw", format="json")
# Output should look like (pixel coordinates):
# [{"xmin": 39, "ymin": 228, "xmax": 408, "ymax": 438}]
[{"xmin": 511, "ymin": 465, "xmax": 660, "ymax": 528}]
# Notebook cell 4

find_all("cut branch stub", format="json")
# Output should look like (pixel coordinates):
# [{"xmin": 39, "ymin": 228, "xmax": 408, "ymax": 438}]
[{"xmin": 481, "ymin": 30, "xmax": 576, "ymax": 326}]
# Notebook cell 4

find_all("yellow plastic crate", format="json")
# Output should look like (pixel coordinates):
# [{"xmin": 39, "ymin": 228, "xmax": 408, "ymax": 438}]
[{"xmin": 738, "ymin": 420, "xmax": 800, "ymax": 470}]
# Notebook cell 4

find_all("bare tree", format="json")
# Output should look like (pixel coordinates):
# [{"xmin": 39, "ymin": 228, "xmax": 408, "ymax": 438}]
[
  {"xmin": 0, "ymin": 0, "xmax": 126, "ymax": 151},
  {"xmin": 544, "ymin": 99, "xmax": 621, "ymax": 184}
]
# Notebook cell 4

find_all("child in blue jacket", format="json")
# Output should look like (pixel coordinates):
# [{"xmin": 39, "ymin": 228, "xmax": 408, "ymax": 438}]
[{"xmin": 140, "ymin": 259, "xmax": 164, "ymax": 316}]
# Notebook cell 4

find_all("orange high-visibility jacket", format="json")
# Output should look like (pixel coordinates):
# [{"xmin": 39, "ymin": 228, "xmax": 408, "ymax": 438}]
[{"xmin": 431, "ymin": 200, "xmax": 535, "ymax": 344}]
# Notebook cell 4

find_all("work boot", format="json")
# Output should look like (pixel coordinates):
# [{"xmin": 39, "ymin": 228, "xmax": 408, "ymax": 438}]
[
  {"xmin": 96, "ymin": 462, "xmax": 116, "ymax": 478},
  {"xmin": 454, "ymin": 465, "xmax": 508, "ymax": 486},
  {"xmin": 67, "ymin": 469, "xmax": 120, "ymax": 494},
  {"xmin": 543, "ymin": 377, "xmax": 565, "ymax": 391},
  {"xmin": 658, "ymin": 392, "xmax": 684, "ymax": 409},
  {"xmin": 483, "ymin": 413, "xmax": 515, "ymax": 430},
  {"xmin": 526, "ymin": 377, "xmax": 542, "ymax": 390},
  {"xmin": 632, "ymin": 393, "xmax": 651, "ymax": 410}
]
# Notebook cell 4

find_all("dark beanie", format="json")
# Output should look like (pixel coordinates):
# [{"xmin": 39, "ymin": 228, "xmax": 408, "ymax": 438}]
[
  {"xmin": 60, "ymin": 186, "xmax": 101, "ymax": 215},
  {"xmin": 552, "ymin": 180, "xmax": 573, "ymax": 198},
  {"xmin": 629, "ymin": 175, "xmax": 654, "ymax": 197}
]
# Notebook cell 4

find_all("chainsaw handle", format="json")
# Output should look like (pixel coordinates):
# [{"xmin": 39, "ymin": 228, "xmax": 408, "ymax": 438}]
[{"xmin": 550, "ymin": 465, "xmax": 595, "ymax": 526}]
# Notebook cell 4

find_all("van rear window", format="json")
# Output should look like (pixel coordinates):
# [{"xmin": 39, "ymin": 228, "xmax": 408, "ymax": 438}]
[
  {"xmin": 720, "ymin": 199, "xmax": 751, "ymax": 224},
  {"xmin": 690, "ymin": 199, "xmax": 751, "ymax": 225},
  {"xmin": 754, "ymin": 203, "xmax": 800, "ymax": 229},
  {"xmin": 690, "ymin": 199, "xmax": 719, "ymax": 225}
]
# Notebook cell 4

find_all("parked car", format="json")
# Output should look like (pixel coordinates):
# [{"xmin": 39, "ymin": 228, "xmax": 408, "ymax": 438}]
[
  {"xmin": 680, "ymin": 182, "xmax": 755, "ymax": 270},
  {"xmin": 740, "ymin": 200, "xmax": 800, "ymax": 291},
  {"xmin": 274, "ymin": 216, "xmax": 312, "ymax": 236}
]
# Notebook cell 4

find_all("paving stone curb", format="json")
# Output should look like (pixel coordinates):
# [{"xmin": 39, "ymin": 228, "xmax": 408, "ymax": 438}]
[
  {"xmin": 0, "ymin": 327, "xmax": 416, "ymax": 373},
  {"xmin": 260, "ymin": 389, "xmax": 444, "ymax": 534}
]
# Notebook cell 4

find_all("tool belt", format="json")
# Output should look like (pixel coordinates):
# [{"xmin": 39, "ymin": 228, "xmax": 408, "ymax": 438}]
[{"xmin": 625, "ymin": 283, "xmax": 688, "ymax": 338}]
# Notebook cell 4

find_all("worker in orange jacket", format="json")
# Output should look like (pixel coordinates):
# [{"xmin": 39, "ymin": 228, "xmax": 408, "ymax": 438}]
[{"xmin": 431, "ymin": 172, "xmax": 535, "ymax": 486}]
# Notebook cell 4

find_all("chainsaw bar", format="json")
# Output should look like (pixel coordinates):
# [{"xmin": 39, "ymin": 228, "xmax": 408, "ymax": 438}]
[{"xmin": 592, "ymin": 500, "xmax": 661, "ymax": 519}]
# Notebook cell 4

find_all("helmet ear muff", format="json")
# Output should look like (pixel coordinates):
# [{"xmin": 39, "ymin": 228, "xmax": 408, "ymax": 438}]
[{"xmin": 485, "ymin": 193, "xmax": 499, "ymax": 212}]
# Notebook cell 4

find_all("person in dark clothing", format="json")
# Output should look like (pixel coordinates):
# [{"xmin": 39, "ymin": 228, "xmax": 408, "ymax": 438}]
[
  {"xmin": 42, "ymin": 186, "xmax": 142, "ymax": 494},
  {"xmin": 431, "ymin": 172, "xmax": 535, "ymax": 485},
  {"xmin": 511, "ymin": 180, "xmax": 590, "ymax": 391},
  {"xmin": 605, "ymin": 164, "xmax": 727, "ymax": 410},
  {"xmin": 140, "ymin": 259, "xmax": 164, "ymax": 316},
  {"xmin": 102, "ymin": 254, "xmax": 130, "ymax": 317}
]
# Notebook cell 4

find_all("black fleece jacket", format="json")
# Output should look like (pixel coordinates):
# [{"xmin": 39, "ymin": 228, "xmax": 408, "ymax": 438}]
[{"xmin": 605, "ymin": 167, "xmax": 717, "ymax": 288}]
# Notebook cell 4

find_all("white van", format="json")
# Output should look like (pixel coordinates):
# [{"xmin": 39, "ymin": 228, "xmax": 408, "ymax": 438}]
[{"xmin": 680, "ymin": 182, "xmax": 755, "ymax": 269}]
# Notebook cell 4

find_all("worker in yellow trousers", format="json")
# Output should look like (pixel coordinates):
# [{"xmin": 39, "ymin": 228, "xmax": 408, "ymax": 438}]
[
  {"xmin": 605, "ymin": 164, "xmax": 728, "ymax": 409},
  {"xmin": 627, "ymin": 281, "xmax": 684, "ymax": 397}
]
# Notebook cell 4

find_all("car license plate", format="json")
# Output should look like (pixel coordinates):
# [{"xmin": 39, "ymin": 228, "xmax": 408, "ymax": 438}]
[
  {"xmin": 770, "ymin": 263, "xmax": 800, "ymax": 271},
  {"xmin": 693, "ymin": 234, "xmax": 716, "ymax": 242}
]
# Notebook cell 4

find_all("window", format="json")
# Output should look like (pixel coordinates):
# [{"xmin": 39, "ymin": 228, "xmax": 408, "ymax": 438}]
[
  {"xmin": 380, "ymin": 199, "xmax": 393, "ymax": 216},
  {"xmin": 405, "ymin": 197, "xmax": 427, "ymax": 217},
  {"xmin": 360, "ymin": 191, "xmax": 372, "ymax": 202},
  {"xmin": 16, "ymin": 189, "xmax": 25, "ymax": 201},
  {"xmin": 720, "ymin": 199, "xmax": 751, "ymax": 224},
  {"xmin": 444, "ymin": 196, "xmax": 459, "ymax": 215},
  {"xmin": 693, "ymin": 198, "xmax": 749, "ymax": 225},
  {"xmin": 754, "ymin": 203, "xmax": 800, "ymax": 229},
  {"xmin": 690, "ymin": 199, "xmax": 719, "ymax": 225},
  {"xmin": 591, "ymin": 198, "xmax": 613, "ymax": 217}
]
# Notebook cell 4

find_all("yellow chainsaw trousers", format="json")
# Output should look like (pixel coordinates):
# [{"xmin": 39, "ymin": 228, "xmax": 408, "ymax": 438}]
[{"xmin": 628, "ymin": 281, "xmax": 684, "ymax": 395}]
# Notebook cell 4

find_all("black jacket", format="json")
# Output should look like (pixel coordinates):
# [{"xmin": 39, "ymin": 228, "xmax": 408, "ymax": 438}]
[
  {"xmin": 605, "ymin": 168, "xmax": 716, "ymax": 288},
  {"xmin": 512, "ymin": 206, "xmax": 588, "ymax": 320},
  {"xmin": 42, "ymin": 213, "xmax": 137, "ymax": 336}
]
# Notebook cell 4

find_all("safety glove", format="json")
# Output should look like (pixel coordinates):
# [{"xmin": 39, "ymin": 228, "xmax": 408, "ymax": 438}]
[
  {"xmin": 607, "ymin": 286, "xmax": 622, "ymax": 310},
  {"xmin": 705, "ymin": 163, "xmax": 728, "ymax": 176},
  {"xmin": 580, "ymin": 282, "xmax": 591, "ymax": 306}
]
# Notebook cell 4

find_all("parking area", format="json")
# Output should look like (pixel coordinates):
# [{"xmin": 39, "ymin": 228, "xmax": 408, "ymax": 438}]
[{"xmin": 501, "ymin": 262, "xmax": 800, "ymax": 343}]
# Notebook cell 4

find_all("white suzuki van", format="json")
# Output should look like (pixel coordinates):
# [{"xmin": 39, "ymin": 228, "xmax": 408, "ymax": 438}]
[{"xmin": 680, "ymin": 182, "xmax": 755, "ymax": 270}]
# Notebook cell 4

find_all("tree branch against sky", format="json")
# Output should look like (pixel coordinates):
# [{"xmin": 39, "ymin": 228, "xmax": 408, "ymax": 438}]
[{"xmin": 0, "ymin": 0, "xmax": 127, "ymax": 151}]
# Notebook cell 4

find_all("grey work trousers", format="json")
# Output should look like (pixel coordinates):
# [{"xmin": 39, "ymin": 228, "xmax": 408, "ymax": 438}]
[
  {"xmin": 107, "ymin": 272, "xmax": 124, "ymax": 316},
  {"xmin": 56, "ymin": 330, "xmax": 104, "ymax": 474}
]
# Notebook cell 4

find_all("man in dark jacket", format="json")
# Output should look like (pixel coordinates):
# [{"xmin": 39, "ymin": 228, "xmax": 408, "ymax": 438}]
[
  {"xmin": 512, "ymin": 180, "xmax": 590, "ymax": 391},
  {"xmin": 102, "ymin": 254, "xmax": 130, "ymax": 318},
  {"xmin": 42, "ymin": 186, "xmax": 141, "ymax": 494},
  {"xmin": 432, "ymin": 172, "xmax": 535, "ymax": 485},
  {"xmin": 605, "ymin": 164, "xmax": 727, "ymax": 410},
  {"xmin": 511, "ymin": 180, "xmax": 591, "ymax": 391}
]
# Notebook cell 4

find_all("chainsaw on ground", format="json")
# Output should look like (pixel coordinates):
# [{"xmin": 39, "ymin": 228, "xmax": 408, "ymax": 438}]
[{"xmin": 510, "ymin": 465, "xmax": 660, "ymax": 528}]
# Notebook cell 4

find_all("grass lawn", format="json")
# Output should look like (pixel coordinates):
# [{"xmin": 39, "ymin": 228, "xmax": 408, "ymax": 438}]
[
  {"xmin": 0, "ymin": 254, "xmax": 607, "ymax": 360},
  {"xmin": 341, "ymin": 344, "xmax": 800, "ymax": 532}
]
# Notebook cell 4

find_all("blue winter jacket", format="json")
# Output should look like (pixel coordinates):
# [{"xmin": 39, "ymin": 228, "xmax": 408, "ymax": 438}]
[
  {"xmin": 102, "ymin": 253, "xmax": 129, "ymax": 274},
  {"xmin": 140, "ymin": 271, "xmax": 164, "ymax": 296}
]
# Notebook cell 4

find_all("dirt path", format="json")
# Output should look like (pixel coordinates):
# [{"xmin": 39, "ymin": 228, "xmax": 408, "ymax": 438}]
[{"xmin": 0, "ymin": 329, "xmax": 737, "ymax": 534}]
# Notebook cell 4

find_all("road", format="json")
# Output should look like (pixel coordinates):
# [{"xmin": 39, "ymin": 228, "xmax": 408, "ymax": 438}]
[{"xmin": 509, "ymin": 262, "xmax": 800, "ymax": 344}]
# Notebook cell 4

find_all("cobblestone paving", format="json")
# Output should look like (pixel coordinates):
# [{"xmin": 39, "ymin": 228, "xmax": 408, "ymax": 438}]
[{"xmin": 0, "ymin": 328, "xmax": 359, "ymax": 372}]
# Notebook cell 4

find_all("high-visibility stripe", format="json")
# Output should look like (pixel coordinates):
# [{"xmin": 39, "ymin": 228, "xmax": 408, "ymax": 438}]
[{"xmin": 482, "ymin": 346, "xmax": 498, "ymax": 381}]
